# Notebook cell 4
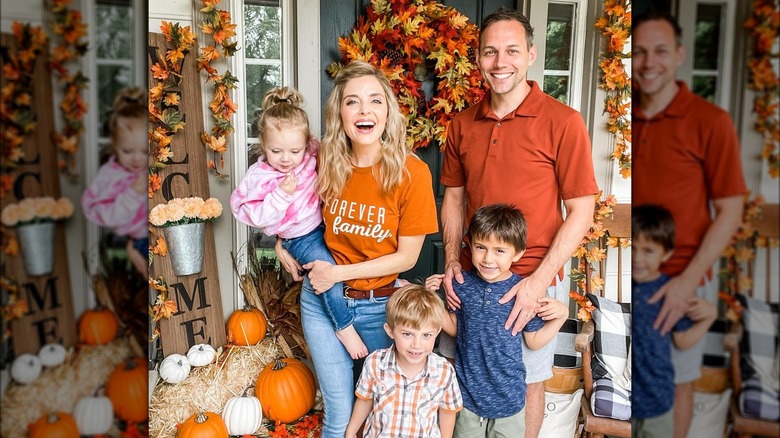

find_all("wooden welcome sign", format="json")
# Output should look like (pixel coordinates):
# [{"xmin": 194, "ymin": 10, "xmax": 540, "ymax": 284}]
[
  {"xmin": 148, "ymin": 32, "xmax": 226, "ymax": 355},
  {"xmin": 1, "ymin": 33, "xmax": 77, "ymax": 354}
]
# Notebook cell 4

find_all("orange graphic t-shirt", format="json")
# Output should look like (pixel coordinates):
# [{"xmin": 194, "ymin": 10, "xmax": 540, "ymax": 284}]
[{"xmin": 322, "ymin": 155, "xmax": 438, "ymax": 291}]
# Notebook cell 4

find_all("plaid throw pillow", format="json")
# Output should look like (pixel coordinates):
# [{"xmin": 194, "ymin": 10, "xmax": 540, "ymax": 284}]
[
  {"xmin": 591, "ymin": 377, "xmax": 631, "ymax": 420},
  {"xmin": 587, "ymin": 293, "xmax": 631, "ymax": 385},
  {"xmin": 554, "ymin": 318, "xmax": 582, "ymax": 368},
  {"xmin": 702, "ymin": 318, "xmax": 731, "ymax": 368},
  {"xmin": 739, "ymin": 376, "xmax": 780, "ymax": 421},
  {"xmin": 736, "ymin": 295, "xmax": 779, "ymax": 388}
]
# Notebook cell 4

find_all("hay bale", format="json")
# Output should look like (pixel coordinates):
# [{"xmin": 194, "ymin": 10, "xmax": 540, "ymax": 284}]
[
  {"xmin": 0, "ymin": 340, "xmax": 132, "ymax": 437},
  {"xmin": 149, "ymin": 339, "xmax": 281, "ymax": 437}
]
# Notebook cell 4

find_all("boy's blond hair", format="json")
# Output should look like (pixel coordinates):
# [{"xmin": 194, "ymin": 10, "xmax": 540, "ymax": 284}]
[{"xmin": 385, "ymin": 284, "xmax": 444, "ymax": 330}]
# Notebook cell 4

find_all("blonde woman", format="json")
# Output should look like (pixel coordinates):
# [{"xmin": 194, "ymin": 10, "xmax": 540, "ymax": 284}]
[{"xmin": 276, "ymin": 60, "xmax": 438, "ymax": 437}]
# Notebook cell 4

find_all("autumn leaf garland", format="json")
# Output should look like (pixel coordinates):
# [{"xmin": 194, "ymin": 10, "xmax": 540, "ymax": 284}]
[
  {"xmin": 327, "ymin": 0, "xmax": 484, "ymax": 150},
  {"xmin": 148, "ymin": 21, "xmax": 196, "ymax": 198},
  {"xmin": 595, "ymin": 0, "xmax": 631, "ymax": 179},
  {"xmin": 48, "ymin": 0, "xmax": 89, "ymax": 177},
  {"xmin": 744, "ymin": 0, "xmax": 779, "ymax": 178},
  {"xmin": 197, "ymin": 0, "xmax": 239, "ymax": 178}
]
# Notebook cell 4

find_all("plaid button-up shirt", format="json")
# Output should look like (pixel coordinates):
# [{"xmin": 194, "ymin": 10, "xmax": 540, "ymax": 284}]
[{"xmin": 355, "ymin": 347, "xmax": 463, "ymax": 437}]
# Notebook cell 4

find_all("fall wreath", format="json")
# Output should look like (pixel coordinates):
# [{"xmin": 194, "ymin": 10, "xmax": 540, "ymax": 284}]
[{"xmin": 327, "ymin": 0, "xmax": 485, "ymax": 150}]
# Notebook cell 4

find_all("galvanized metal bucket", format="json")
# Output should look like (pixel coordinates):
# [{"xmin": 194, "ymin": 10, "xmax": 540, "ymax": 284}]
[
  {"xmin": 163, "ymin": 222, "xmax": 205, "ymax": 276},
  {"xmin": 16, "ymin": 222, "xmax": 55, "ymax": 276}
]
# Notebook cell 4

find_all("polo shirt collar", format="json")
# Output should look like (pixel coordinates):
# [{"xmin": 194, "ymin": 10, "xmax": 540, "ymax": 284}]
[
  {"xmin": 474, "ymin": 80, "xmax": 544, "ymax": 121},
  {"xmin": 380, "ymin": 345, "xmax": 437, "ymax": 380},
  {"xmin": 635, "ymin": 81, "xmax": 694, "ymax": 120}
]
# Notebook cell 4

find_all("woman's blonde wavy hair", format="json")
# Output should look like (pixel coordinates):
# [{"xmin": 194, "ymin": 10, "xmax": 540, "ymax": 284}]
[
  {"xmin": 319, "ymin": 60, "xmax": 410, "ymax": 203},
  {"xmin": 253, "ymin": 86, "xmax": 311, "ymax": 156}
]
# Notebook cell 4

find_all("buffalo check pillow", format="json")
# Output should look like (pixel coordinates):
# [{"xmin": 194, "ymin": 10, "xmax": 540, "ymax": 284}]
[
  {"xmin": 702, "ymin": 317, "xmax": 731, "ymax": 368},
  {"xmin": 735, "ymin": 294, "xmax": 779, "ymax": 420},
  {"xmin": 586, "ymin": 293, "xmax": 631, "ymax": 384},
  {"xmin": 591, "ymin": 377, "xmax": 631, "ymax": 420},
  {"xmin": 554, "ymin": 318, "xmax": 583, "ymax": 368}
]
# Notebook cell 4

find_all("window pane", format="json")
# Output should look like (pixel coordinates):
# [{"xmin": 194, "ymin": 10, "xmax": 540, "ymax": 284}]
[
  {"xmin": 543, "ymin": 75, "xmax": 569, "ymax": 103},
  {"xmin": 245, "ymin": 64, "xmax": 282, "ymax": 128},
  {"xmin": 97, "ymin": 64, "xmax": 132, "ymax": 136},
  {"xmin": 694, "ymin": 4, "xmax": 722, "ymax": 70},
  {"xmin": 693, "ymin": 75, "xmax": 717, "ymax": 102},
  {"xmin": 96, "ymin": 1, "xmax": 132, "ymax": 59},
  {"xmin": 244, "ymin": 2, "xmax": 282, "ymax": 60},
  {"xmin": 544, "ymin": 3, "xmax": 574, "ymax": 70}
]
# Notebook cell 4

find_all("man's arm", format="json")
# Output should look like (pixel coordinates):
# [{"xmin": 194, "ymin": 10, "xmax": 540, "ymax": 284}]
[
  {"xmin": 650, "ymin": 195, "xmax": 743, "ymax": 334},
  {"xmin": 441, "ymin": 186, "xmax": 466, "ymax": 309},
  {"xmin": 500, "ymin": 194, "xmax": 594, "ymax": 335}
]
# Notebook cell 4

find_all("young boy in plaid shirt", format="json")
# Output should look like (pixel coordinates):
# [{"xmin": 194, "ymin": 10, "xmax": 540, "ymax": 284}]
[
  {"xmin": 632, "ymin": 205, "xmax": 717, "ymax": 437},
  {"xmin": 345, "ymin": 284, "xmax": 463, "ymax": 438},
  {"xmin": 426, "ymin": 204, "xmax": 569, "ymax": 437}
]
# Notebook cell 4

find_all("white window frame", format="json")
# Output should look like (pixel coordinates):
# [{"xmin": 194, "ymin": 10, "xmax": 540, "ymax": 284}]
[
  {"xmin": 82, "ymin": 0, "xmax": 146, "ymax": 309},
  {"xmin": 677, "ymin": 0, "xmax": 737, "ymax": 110},
  {"xmin": 528, "ymin": 0, "xmax": 589, "ymax": 111}
]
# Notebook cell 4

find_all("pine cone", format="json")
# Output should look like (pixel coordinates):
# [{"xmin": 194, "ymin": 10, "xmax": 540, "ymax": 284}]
[
  {"xmin": 416, "ymin": 89, "xmax": 428, "ymax": 115},
  {"xmin": 467, "ymin": 47, "xmax": 476, "ymax": 64},
  {"xmin": 379, "ymin": 48, "xmax": 404, "ymax": 66}
]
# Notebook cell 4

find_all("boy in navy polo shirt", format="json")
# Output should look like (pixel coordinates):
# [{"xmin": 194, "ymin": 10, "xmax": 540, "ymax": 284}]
[
  {"xmin": 632, "ymin": 205, "xmax": 717, "ymax": 437},
  {"xmin": 426, "ymin": 204, "xmax": 568, "ymax": 437}
]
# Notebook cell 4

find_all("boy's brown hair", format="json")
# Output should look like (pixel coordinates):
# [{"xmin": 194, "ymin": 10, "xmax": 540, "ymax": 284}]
[
  {"xmin": 467, "ymin": 203, "xmax": 527, "ymax": 252},
  {"xmin": 632, "ymin": 204, "xmax": 676, "ymax": 251},
  {"xmin": 386, "ymin": 284, "xmax": 444, "ymax": 330}
]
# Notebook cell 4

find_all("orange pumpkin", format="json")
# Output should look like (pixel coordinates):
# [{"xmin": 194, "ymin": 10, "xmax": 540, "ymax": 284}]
[
  {"xmin": 106, "ymin": 357, "xmax": 148, "ymax": 422},
  {"xmin": 176, "ymin": 411, "xmax": 228, "ymax": 437},
  {"xmin": 78, "ymin": 306, "xmax": 118, "ymax": 345},
  {"xmin": 226, "ymin": 306, "xmax": 267, "ymax": 345},
  {"xmin": 28, "ymin": 412, "xmax": 79, "ymax": 438},
  {"xmin": 255, "ymin": 358, "xmax": 316, "ymax": 423}
]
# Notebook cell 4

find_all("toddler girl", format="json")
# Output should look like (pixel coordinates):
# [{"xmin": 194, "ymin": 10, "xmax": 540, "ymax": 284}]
[
  {"xmin": 82, "ymin": 87, "xmax": 148, "ymax": 277},
  {"xmin": 231, "ymin": 86, "xmax": 367, "ymax": 359}
]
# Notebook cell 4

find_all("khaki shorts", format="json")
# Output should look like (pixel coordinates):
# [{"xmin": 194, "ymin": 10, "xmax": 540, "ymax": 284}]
[
  {"xmin": 632, "ymin": 407, "xmax": 674, "ymax": 438},
  {"xmin": 454, "ymin": 406, "xmax": 525, "ymax": 438},
  {"xmin": 672, "ymin": 275, "xmax": 716, "ymax": 383}
]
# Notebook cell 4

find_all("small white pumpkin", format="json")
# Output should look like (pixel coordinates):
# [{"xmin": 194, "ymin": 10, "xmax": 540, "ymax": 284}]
[
  {"xmin": 223, "ymin": 387, "xmax": 263, "ymax": 435},
  {"xmin": 38, "ymin": 343, "xmax": 67, "ymax": 367},
  {"xmin": 186, "ymin": 343, "xmax": 216, "ymax": 367},
  {"xmin": 73, "ymin": 389, "xmax": 114, "ymax": 435},
  {"xmin": 159, "ymin": 354, "xmax": 190, "ymax": 384},
  {"xmin": 11, "ymin": 353, "xmax": 42, "ymax": 384}
]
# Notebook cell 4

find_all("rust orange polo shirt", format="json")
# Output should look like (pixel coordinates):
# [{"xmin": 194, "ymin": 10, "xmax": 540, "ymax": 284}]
[
  {"xmin": 634, "ymin": 82, "xmax": 747, "ymax": 277},
  {"xmin": 441, "ymin": 81, "xmax": 599, "ymax": 278}
]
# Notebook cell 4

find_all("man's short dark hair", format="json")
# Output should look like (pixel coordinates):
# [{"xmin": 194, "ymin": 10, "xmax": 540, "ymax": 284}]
[
  {"xmin": 481, "ymin": 8, "xmax": 534, "ymax": 49},
  {"xmin": 632, "ymin": 204, "xmax": 676, "ymax": 251},
  {"xmin": 467, "ymin": 204, "xmax": 527, "ymax": 252},
  {"xmin": 634, "ymin": 9, "xmax": 683, "ymax": 46}
]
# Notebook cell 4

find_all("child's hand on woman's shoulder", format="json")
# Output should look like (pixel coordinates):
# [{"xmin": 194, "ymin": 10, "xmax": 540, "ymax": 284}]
[
  {"xmin": 425, "ymin": 273, "xmax": 445, "ymax": 292},
  {"xmin": 536, "ymin": 297, "xmax": 568, "ymax": 321}
]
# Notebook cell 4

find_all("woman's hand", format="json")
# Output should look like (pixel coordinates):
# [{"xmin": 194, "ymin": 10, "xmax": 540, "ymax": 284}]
[
  {"xmin": 303, "ymin": 260, "xmax": 339, "ymax": 294},
  {"xmin": 274, "ymin": 238, "xmax": 303, "ymax": 281}
]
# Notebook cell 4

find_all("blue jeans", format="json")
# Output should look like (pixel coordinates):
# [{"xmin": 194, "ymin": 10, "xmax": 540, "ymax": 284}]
[
  {"xmin": 281, "ymin": 226, "xmax": 353, "ymax": 330},
  {"xmin": 300, "ymin": 278, "xmax": 392, "ymax": 438}
]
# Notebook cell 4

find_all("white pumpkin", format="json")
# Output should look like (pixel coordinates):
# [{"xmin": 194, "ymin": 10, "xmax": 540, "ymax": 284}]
[
  {"xmin": 38, "ymin": 343, "xmax": 67, "ymax": 367},
  {"xmin": 223, "ymin": 391, "xmax": 263, "ymax": 435},
  {"xmin": 159, "ymin": 354, "xmax": 190, "ymax": 384},
  {"xmin": 10, "ymin": 353, "xmax": 42, "ymax": 384},
  {"xmin": 74, "ymin": 393, "xmax": 114, "ymax": 435},
  {"xmin": 186, "ymin": 343, "xmax": 216, "ymax": 367}
]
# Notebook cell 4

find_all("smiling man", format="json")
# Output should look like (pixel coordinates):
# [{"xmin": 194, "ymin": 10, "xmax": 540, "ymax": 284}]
[{"xmin": 440, "ymin": 8, "xmax": 598, "ymax": 437}]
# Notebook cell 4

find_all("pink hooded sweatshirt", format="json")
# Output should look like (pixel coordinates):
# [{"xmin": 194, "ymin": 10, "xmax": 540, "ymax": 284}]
[
  {"xmin": 81, "ymin": 157, "xmax": 147, "ymax": 239},
  {"xmin": 230, "ymin": 138, "xmax": 322, "ymax": 238}
]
